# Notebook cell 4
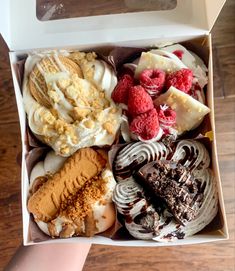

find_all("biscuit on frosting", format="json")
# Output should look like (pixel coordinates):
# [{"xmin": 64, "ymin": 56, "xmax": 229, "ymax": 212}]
[
  {"xmin": 28, "ymin": 148, "xmax": 106, "ymax": 222},
  {"xmin": 29, "ymin": 55, "xmax": 83, "ymax": 108}
]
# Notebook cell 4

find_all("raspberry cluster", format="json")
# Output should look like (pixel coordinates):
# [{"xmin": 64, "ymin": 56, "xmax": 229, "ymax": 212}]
[{"xmin": 111, "ymin": 67, "xmax": 193, "ymax": 140}]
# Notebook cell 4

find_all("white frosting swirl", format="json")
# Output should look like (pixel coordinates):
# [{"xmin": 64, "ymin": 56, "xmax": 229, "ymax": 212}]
[
  {"xmin": 125, "ymin": 205, "xmax": 160, "ymax": 240},
  {"xmin": 87, "ymin": 60, "xmax": 117, "ymax": 100},
  {"xmin": 113, "ymin": 178, "xmax": 147, "ymax": 216}
]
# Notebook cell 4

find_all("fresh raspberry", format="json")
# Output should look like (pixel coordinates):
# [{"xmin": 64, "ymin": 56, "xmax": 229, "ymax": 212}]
[
  {"xmin": 173, "ymin": 50, "xmax": 184, "ymax": 60},
  {"xmin": 130, "ymin": 108, "xmax": 160, "ymax": 140},
  {"xmin": 139, "ymin": 69, "xmax": 166, "ymax": 96},
  {"xmin": 128, "ymin": 85, "xmax": 154, "ymax": 116},
  {"xmin": 165, "ymin": 68, "xmax": 193, "ymax": 93},
  {"xmin": 156, "ymin": 105, "xmax": 176, "ymax": 127},
  {"xmin": 111, "ymin": 74, "xmax": 134, "ymax": 104}
]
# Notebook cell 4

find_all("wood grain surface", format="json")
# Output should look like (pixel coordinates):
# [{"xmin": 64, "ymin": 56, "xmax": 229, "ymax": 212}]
[{"xmin": 0, "ymin": 0, "xmax": 235, "ymax": 270}]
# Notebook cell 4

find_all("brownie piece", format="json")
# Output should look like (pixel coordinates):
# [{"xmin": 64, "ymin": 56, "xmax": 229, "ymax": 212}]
[{"xmin": 138, "ymin": 161, "xmax": 204, "ymax": 225}]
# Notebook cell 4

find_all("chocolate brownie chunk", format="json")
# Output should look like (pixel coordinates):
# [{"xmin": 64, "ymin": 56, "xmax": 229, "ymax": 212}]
[{"xmin": 138, "ymin": 161, "xmax": 204, "ymax": 225}]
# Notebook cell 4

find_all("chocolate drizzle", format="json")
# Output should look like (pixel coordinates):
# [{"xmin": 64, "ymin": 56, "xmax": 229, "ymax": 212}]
[{"xmin": 163, "ymin": 230, "xmax": 185, "ymax": 240}]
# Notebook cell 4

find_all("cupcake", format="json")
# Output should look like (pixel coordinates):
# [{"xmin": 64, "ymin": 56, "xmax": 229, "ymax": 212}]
[
  {"xmin": 112, "ymin": 139, "xmax": 218, "ymax": 241},
  {"xmin": 23, "ymin": 50, "xmax": 122, "ymax": 156},
  {"xmin": 111, "ymin": 44, "xmax": 210, "ymax": 142}
]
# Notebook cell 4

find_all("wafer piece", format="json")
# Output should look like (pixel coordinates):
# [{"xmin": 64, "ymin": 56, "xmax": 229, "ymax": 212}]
[
  {"xmin": 28, "ymin": 148, "xmax": 106, "ymax": 222},
  {"xmin": 28, "ymin": 55, "xmax": 83, "ymax": 108}
]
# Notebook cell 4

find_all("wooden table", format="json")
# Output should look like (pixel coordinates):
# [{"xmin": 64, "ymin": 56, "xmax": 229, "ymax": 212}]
[{"xmin": 0, "ymin": 1, "xmax": 234, "ymax": 270}]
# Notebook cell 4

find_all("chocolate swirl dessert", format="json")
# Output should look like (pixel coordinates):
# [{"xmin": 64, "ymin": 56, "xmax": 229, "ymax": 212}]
[
  {"xmin": 113, "ymin": 178, "xmax": 159, "ymax": 240},
  {"xmin": 112, "ymin": 140, "xmax": 218, "ymax": 241},
  {"xmin": 113, "ymin": 141, "xmax": 169, "ymax": 181}
]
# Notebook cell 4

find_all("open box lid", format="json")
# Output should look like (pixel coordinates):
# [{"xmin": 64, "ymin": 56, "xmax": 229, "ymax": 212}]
[{"xmin": 0, "ymin": 0, "xmax": 226, "ymax": 51}]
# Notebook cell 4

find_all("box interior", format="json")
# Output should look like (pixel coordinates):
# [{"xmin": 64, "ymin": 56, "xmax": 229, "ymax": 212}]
[{"xmin": 8, "ymin": 33, "xmax": 229, "ymax": 246}]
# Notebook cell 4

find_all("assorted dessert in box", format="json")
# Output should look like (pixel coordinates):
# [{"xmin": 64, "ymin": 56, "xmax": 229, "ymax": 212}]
[{"xmin": 22, "ymin": 43, "xmax": 219, "ymax": 242}]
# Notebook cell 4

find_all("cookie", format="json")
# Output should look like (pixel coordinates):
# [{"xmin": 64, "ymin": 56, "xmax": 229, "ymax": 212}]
[
  {"xmin": 28, "ymin": 55, "xmax": 83, "ymax": 108},
  {"xmin": 47, "ymin": 169, "xmax": 116, "ymax": 237},
  {"xmin": 28, "ymin": 148, "xmax": 106, "ymax": 222}
]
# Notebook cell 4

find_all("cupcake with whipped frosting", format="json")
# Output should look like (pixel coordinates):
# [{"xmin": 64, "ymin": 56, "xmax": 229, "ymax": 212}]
[
  {"xmin": 23, "ymin": 50, "xmax": 122, "ymax": 156},
  {"xmin": 111, "ymin": 44, "xmax": 210, "ymax": 143},
  {"xmin": 112, "ymin": 140, "xmax": 218, "ymax": 241}
]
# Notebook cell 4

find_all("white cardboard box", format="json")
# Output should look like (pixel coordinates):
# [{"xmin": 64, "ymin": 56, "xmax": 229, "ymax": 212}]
[{"xmin": 0, "ymin": 0, "xmax": 229, "ymax": 246}]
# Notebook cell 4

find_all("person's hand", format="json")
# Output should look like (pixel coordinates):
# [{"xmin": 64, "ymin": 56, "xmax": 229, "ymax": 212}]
[{"xmin": 5, "ymin": 243, "xmax": 91, "ymax": 271}]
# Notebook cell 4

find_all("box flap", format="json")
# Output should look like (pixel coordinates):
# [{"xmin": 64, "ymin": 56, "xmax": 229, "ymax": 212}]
[
  {"xmin": 205, "ymin": 0, "xmax": 226, "ymax": 31},
  {"xmin": 1, "ymin": 0, "xmax": 226, "ymax": 51}
]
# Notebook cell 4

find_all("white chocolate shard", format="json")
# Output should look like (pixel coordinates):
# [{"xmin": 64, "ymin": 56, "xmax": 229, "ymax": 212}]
[
  {"xmin": 135, "ymin": 52, "xmax": 187, "ymax": 78},
  {"xmin": 154, "ymin": 86, "xmax": 210, "ymax": 134}
]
